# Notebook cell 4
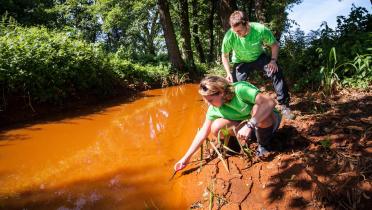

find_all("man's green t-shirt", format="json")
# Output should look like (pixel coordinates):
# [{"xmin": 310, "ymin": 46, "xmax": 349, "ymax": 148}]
[
  {"xmin": 221, "ymin": 22, "xmax": 277, "ymax": 63},
  {"xmin": 206, "ymin": 81, "xmax": 260, "ymax": 121}
]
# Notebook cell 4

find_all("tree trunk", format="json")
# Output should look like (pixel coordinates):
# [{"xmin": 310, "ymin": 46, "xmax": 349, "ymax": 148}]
[
  {"xmin": 158, "ymin": 0, "xmax": 185, "ymax": 72},
  {"xmin": 272, "ymin": 3, "xmax": 290, "ymax": 42},
  {"xmin": 179, "ymin": 0, "xmax": 196, "ymax": 73},
  {"xmin": 191, "ymin": 0, "xmax": 206, "ymax": 63},
  {"xmin": 248, "ymin": 0, "xmax": 254, "ymax": 21},
  {"xmin": 255, "ymin": 0, "xmax": 266, "ymax": 23},
  {"xmin": 216, "ymin": 0, "xmax": 237, "ymax": 31},
  {"xmin": 208, "ymin": 0, "xmax": 216, "ymax": 62},
  {"xmin": 142, "ymin": 10, "xmax": 159, "ymax": 56}
]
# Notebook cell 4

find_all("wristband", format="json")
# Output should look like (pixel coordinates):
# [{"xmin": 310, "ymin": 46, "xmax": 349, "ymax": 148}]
[
  {"xmin": 245, "ymin": 122, "xmax": 254, "ymax": 129},
  {"xmin": 271, "ymin": 58, "xmax": 277, "ymax": 62},
  {"xmin": 249, "ymin": 117, "xmax": 257, "ymax": 127}
]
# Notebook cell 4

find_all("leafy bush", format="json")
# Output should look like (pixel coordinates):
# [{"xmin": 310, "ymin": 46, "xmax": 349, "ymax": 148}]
[
  {"xmin": 204, "ymin": 64, "xmax": 224, "ymax": 76},
  {"xmin": 280, "ymin": 5, "xmax": 371, "ymax": 92},
  {"xmin": 0, "ymin": 17, "xmax": 172, "ymax": 108},
  {"xmin": 341, "ymin": 53, "xmax": 372, "ymax": 88},
  {"xmin": 0, "ymin": 20, "xmax": 117, "ymax": 104},
  {"xmin": 109, "ymin": 53, "xmax": 170, "ymax": 86}
]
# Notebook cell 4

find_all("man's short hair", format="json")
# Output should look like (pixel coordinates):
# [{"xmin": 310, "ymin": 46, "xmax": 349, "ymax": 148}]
[{"xmin": 229, "ymin": 11, "xmax": 249, "ymax": 27}]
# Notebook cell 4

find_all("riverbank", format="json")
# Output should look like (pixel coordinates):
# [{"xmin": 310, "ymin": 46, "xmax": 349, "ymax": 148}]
[
  {"xmin": 175, "ymin": 87, "xmax": 372, "ymax": 210},
  {"xmin": 0, "ymin": 86, "xmax": 138, "ymax": 129},
  {"xmin": 0, "ymin": 74, "xmax": 187, "ymax": 128}
]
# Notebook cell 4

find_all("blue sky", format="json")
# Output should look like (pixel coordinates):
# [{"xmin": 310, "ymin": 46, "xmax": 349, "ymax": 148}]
[{"xmin": 287, "ymin": 0, "xmax": 371, "ymax": 33}]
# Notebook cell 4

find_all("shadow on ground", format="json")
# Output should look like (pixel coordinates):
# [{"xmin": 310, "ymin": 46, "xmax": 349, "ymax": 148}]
[{"xmin": 266, "ymin": 93, "xmax": 372, "ymax": 209}]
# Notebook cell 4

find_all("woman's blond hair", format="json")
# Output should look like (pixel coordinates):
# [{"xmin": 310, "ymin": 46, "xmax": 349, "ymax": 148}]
[{"xmin": 198, "ymin": 75, "xmax": 235, "ymax": 102}]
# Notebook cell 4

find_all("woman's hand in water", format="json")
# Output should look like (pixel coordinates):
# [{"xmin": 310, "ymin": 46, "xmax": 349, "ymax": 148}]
[{"xmin": 174, "ymin": 159, "xmax": 187, "ymax": 172}]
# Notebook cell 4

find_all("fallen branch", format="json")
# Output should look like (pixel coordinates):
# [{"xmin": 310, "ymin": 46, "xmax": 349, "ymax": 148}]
[{"xmin": 210, "ymin": 141, "xmax": 230, "ymax": 173}]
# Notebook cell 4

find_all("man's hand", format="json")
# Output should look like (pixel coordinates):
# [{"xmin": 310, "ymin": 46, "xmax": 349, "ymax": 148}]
[
  {"xmin": 267, "ymin": 60, "xmax": 278, "ymax": 74},
  {"xmin": 268, "ymin": 42, "xmax": 280, "ymax": 74},
  {"xmin": 226, "ymin": 73, "xmax": 233, "ymax": 83},
  {"xmin": 236, "ymin": 125, "xmax": 253, "ymax": 144}
]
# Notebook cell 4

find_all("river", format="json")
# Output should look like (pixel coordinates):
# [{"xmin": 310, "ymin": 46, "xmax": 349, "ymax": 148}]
[{"xmin": 0, "ymin": 84, "xmax": 206, "ymax": 210}]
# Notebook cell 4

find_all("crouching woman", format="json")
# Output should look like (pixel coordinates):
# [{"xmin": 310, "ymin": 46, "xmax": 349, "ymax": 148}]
[{"xmin": 174, "ymin": 75, "xmax": 281, "ymax": 171}]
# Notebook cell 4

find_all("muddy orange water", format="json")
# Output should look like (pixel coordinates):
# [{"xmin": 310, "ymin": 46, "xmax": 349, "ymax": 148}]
[{"xmin": 0, "ymin": 84, "xmax": 206, "ymax": 210}]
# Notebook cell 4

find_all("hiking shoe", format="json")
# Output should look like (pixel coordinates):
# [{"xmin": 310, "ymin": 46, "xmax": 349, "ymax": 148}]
[
  {"xmin": 256, "ymin": 145, "xmax": 269, "ymax": 157},
  {"xmin": 281, "ymin": 105, "xmax": 295, "ymax": 120}
]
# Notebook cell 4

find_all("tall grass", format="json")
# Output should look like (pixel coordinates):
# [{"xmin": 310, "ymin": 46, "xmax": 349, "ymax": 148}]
[
  {"xmin": 318, "ymin": 47, "xmax": 340, "ymax": 95},
  {"xmin": 318, "ymin": 47, "xmax": 371, "ymax": 95}
]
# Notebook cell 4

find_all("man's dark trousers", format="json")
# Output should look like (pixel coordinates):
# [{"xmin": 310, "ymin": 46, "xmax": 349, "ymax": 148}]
[{"xmin": 232, "ymin": 54, "xmax": 290, "ymax": 106}]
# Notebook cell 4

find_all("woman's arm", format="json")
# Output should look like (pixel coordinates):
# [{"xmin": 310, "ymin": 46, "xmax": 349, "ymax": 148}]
[{"xmin": 174, "ymin": 118, "xmax": 213, "ymax": 171}]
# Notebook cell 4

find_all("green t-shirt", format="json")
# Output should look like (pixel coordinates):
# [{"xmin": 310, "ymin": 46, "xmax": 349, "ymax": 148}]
[
  {"xmin": 221, "ymin": 22, "xmax": 277, "ymax": 63},
  {"xmin": 206, "ymin": 81, "xmax": 260, "ymax": 121}
]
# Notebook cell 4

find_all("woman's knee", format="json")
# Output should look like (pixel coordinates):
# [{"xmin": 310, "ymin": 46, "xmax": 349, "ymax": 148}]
[
  {"xmin": 258, "ymin": 113, "xmax": 275, "ymax": 128},
  {"xmin": 210, "ymin": 122, "xmax": 222, "ymax": 137},
  {"xmin": 210, "ymin": 118, "xmax": 236, "ymax": 137},
  {"xmin": 251, "ymin": 105, "xmax": 275, "ymax": 128}
]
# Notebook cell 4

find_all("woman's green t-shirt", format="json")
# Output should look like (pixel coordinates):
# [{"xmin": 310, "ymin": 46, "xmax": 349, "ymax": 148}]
[{"xmin": 206, "ymin": 81, "xmax": 260, "ymax": 121}]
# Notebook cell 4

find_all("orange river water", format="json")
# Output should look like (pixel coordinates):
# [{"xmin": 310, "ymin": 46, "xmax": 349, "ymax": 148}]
[{"xmin": 0, "ymin": 84, "xmax": 207, "ymax": 210}]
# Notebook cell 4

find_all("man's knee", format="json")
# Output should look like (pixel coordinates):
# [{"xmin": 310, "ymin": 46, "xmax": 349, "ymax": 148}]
[
  {"xmin": 234, "ymin": 63, "xmax": 252, "ymax": 82},
  {"xmin": 232, "ymin": 69, "xmax": 246, "ymax": 82}
]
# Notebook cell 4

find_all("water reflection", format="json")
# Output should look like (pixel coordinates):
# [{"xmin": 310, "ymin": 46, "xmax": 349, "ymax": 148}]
[{"xmin": 0, "ymin": 84, "xmax": 205, "ymax": 209}]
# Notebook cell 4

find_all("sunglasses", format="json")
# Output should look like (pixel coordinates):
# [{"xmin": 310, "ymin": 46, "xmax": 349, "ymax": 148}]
[
  {"xmin": 200, "ymin": 84, "xmax": 219, "ymax": 96},
  {"xmin": 200, "ymin": 84, "xmax": 208, "ymax": 92}
]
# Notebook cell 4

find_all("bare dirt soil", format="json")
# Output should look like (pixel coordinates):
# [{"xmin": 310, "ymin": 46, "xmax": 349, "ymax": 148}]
[{"xmin": 175, "ymin": 87, "xmax": 372, "ymax": 210}]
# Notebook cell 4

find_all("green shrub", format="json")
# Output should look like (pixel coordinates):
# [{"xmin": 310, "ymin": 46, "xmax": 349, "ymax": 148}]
[
  {"xmin": 0, "ymin": 18, "xmax": 172, "ymax": 107},
  {"xmin": 341, "ymin": 53, "xmax": 372, "ymax": 88},
  {"xmin": 280, "ymin": 6, "xmax": 371, "ymax": 92},
  {"xmin": 109, "ymin": 53, "xmax": 170, "ymax": 86},
  {"xmin": 0, "ymin": 22, "xmax": 117, "ymax": 104}
]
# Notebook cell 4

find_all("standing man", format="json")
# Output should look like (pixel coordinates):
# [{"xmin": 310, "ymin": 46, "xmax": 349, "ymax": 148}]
[{"xmin": 221, "ymin": 11, "xmax": 294, "ymax": 119}]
